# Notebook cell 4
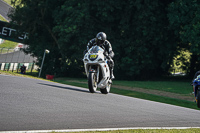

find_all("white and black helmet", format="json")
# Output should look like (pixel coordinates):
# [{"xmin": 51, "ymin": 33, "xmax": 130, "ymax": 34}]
[{"xmin": 96, "ymin": 32, "xmax": 107, "ymax": 46}]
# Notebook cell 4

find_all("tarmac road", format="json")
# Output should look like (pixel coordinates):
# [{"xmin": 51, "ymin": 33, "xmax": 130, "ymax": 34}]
[
  {"xmin": 0, "ymin": 0, "xmax": 12, "ymax": 21},
  {"xmin": 0, "ymin": 74, "xmax": 200, "ymax": 131}
]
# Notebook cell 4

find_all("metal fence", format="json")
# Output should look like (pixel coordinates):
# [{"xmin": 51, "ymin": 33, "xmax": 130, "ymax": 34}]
[{"xmin": 0, "ymin": 47, "xmax": 37, "ymax": 72}]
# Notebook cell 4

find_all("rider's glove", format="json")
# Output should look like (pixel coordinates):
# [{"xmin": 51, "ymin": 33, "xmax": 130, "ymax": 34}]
[
  {"xmin": 107, "ymin": 55, "xmax": 111, "ymax": 60},
  {"xmin": 104, "ymin": 52, "xmax": 108, "ymax": 57},
  {"xmin": 83, "ymin": 50, "xmax": 88, "ymax": 56},
  {"xmin": 103, "ymin": 51, "xmax": 108, "ymax": 56},
  {"xmin": 103, "ymin": 51, "xmax": 111, "ymax": 59}
]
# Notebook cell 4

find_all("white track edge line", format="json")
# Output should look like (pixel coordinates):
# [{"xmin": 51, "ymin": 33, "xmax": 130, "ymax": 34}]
[{"xmin": 1, "ymin": 127, "xmax": 200, "ymax": 133}]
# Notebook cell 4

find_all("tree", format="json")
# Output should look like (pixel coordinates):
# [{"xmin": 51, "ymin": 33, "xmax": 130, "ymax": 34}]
[
  {"xmin": 113, "ymin": 0, "xmax": 176, "ymax": 79},
  {"xmin": 168, "ymin": 0, "xmax": 200, "ymax": 77},
  {"xmin": 9, "ymin": 0, "xmax": 66, "ymax": 77},
  {"xmin": 8, "ymin": 0, "xmax": 189, "ymax": 80}
]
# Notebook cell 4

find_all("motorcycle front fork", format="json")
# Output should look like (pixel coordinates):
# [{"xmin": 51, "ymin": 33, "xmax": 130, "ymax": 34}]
[{"xmin": 89, "ymin": 66, "xmax": 99, "ymax": 83}]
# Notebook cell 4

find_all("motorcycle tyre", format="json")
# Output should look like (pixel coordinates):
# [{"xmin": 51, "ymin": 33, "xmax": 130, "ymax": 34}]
[
  {"xmin": 88, "ymin": 72, "xmax": 97, "ymax": 93},
  {"xmin": 197, "ymin": 90, "xmax": 200, "ymax": 108},
  {"xmin": 100, "ymin": 83, "xmax": 111, "ymax": 94}
]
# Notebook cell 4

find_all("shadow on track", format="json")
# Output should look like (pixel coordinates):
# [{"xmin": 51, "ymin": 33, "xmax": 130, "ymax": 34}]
[{"xmin": 38, "ymin": 83, "xmax": 90, "ymax": 93}]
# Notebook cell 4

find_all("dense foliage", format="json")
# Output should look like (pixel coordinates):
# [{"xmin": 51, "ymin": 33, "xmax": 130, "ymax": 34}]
[
  {"xmin": 168, "ymin": 0, "xmax": 200, "ymax": 77},
  {"xmin": 8, "ymin": 0, "xmax": 200, "ymax": 79}
]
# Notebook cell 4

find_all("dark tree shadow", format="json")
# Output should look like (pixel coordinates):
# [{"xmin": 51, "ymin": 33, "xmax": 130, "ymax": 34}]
[{"xmin": 38, "ymin": 83, "xmax": 90, "ymax": 93}]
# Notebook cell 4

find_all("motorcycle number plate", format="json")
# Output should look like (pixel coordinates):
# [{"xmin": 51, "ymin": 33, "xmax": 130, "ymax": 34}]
[{"xmin": 89, "ymin": 54, "xmax": 97, "ymax": 59}]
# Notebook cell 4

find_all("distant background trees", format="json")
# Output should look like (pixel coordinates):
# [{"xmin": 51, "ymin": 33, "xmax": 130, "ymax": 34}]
[{"xmin": 8, "ymin": 0, "xmax": 200, "ymax": 80}]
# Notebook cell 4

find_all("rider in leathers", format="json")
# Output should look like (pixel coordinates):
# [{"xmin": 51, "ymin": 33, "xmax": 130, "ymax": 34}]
[{"xmin": 86, "ymin": 32, "xmax": 115, "ymax": 80}]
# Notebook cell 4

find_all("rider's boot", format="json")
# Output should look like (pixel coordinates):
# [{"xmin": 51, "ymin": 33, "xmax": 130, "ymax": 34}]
[
  {"xmin": 110, "ymin": 68, "xmax": 115, "ymax": 80},
  {"xmin": 108, "ymin": 68, "xmax": 114, "ymax": 84}
]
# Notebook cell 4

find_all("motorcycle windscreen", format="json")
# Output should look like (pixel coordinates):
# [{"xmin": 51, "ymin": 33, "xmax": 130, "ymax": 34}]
[{"xmin": 89, "ymin": 46, "xmax": 104, "ymax": 54}]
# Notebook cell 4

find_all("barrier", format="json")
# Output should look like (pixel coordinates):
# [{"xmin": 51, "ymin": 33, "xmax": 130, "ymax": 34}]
[{"xmin": 46, "ymin": 74, "xmax": 54, "ymax": 80}]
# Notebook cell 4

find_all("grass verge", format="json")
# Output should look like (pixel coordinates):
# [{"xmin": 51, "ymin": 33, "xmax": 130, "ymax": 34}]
[
  {"xmin": 0, "ymin": 14, "xmax": 7, "ymax": 22},
  {"xmin": 2, "ymin": 0, "xmax": 12, "ymax": 5},
  {"xmin": 111, "ymin": 87, "xmax": 197, "ymax": 110},
  {"xmin": 113, "ymin": 80, "xmax": 191, "ymax": 94},
  {"xmin": 0, "ymin": 40, "xmax": 18, "ymax": 49},
  {"xmin": 2, "ymin": 0, "xmax": 21, "ymax": 7},
  {"xmin": 54, "ymin": 78, "xmax": 198, "ymax": 110}
]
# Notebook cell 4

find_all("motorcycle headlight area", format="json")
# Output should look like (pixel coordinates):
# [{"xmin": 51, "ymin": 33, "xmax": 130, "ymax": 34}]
[
  {"xmin": 88, "ymin": 54, "xmax": 98, "ymax": 61},
  {"xmin": 98, "ymin": 58, "xmax": 104, "ymax": 63}
]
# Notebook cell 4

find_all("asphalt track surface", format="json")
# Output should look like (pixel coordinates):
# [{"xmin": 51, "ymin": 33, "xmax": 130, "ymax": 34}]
[
  {"xmin": 0, "ymin": 74, "xmax": 200, "ymax": 131},
  {"xmin": 0, "ymin": 0, "xmax": 12, "ymax": 21}
]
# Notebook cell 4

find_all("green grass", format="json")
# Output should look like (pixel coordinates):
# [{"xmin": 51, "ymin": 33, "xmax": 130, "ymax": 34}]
[
  {"xmin": 0, "ymin": 40, "xmax": 18, "ymax": 54},
  {"xmin": 0, "ymin": 48, "xmax": 14, "ymax": 54},
  {"xmin": 54, "ymin": 77, "xmax": 192, "ymax": 94},
  {"xmin": 0, "ymin": 6, "xmax": 18, "ymax": 52},
  {"xmin": 111, "ymin": 87, "xmax": 197, "ymax": 110},
  {"xmin": 3, "ymin": 0, "xmax": 21, "ymax": 7},
  {"xmin": 0, "ymin": 12, "xmax": 18, "ymax": 51},
  {"xmin": 113, "ymin": 80, "xmax": 191, "ymax": 94},
  {"xmin": 0, "ymin": 14, "xmax": 7, "ymax": 22},
  {"xmin": 54, "ymin": 77, "xmax": 198, "ymax": 110},
  {"xmin": 0, "ymin": 40, "xmax": 18, "ymax": 48},
  {"xmin": 0, "ymin": 70, "xmax": 38, "ymax": 78},
  {"xmin": 3, "ymin": 0, "xmax": 12, "ymax": 5}
]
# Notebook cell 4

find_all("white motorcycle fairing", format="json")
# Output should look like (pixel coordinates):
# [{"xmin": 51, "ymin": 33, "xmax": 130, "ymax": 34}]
[{"xmin": 83, "ymin": 45, "xmax": 111, "ymax": 94}]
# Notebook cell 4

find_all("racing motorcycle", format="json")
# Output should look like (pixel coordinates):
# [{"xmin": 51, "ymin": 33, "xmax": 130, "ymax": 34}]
[
  {"xmin": 192, "ymin": 75, "xmax": 200, "ymax": 108},
  {"xmin": 83, "ymin": 45, "xmax": 112, "ymax": 94}
]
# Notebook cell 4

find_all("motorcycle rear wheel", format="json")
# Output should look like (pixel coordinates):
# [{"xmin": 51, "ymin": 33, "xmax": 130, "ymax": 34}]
[
  {"xmin": 88, "ymin": 72, "xmax": 97, "ymax": 93},
  {"xmin": 100, "ymin": 83, "xmax": 111, "ymax": 94},
  {"xmin": 197, "ymin": 90, "xmax": 200, "ymax": 108}
]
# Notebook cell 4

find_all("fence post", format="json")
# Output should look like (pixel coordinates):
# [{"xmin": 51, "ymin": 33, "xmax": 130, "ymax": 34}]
[
  {"xmin": 17, "ymin": 63, "xmax": 20, "ymax": 73},
  {"xmin": 12, "ymin": 63, "xmax": 15, "ymax": 72}
]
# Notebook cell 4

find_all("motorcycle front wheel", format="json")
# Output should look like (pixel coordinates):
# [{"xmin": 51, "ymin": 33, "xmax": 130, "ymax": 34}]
[
  {"xmin": 100, "ymin": 83, "xmax": 111, "ymax": 94},
  {"xmin": 88, "ymin": 72, "xmax": 97, "ymax": 93},
  {"xmin": 197, "ymin": 89, "xmax": 200, "ymax": 108}
]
